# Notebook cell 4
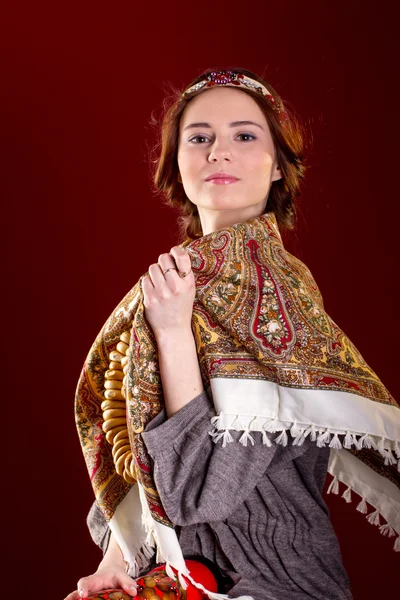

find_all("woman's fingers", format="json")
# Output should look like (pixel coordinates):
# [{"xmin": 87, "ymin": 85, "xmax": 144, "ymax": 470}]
[
  {"xmin": 73, "ymin": 571, "xmax": 137, "ymax": 599},
  {"xmin": 169, "ymin": 246, "xmax": 193, "ymax": 278},
  {"xmin": 63, "ymin": 591, "xmax": 80, "ymax": 600},
  {"xmin": 158, "ymin": 252, "xmax": 178, "ymax": 280},
  {"xmin": 141, "ymin": 247, "xmax": 195, "ymax": 335},
  {"xmin": 120, "ymin": 576, "xmax": 138, "ymax": 597},
  {"xmin": 148, "ymin": 262, "xmax": 168, "ymax": 289},
  {"xmin": 64, "ymin": 587, "xmax": 138, "ymax": 600},
  {"xmin": 144, "ymin": 251, "xmax": 187, "ymax": 298},
  {"xmin": 77, "ymin": 575, "xmax": 93, "ymax": 597},
  {"xmin": 144, "ymin": 250, "xmax": 192, "ymax": 293}
]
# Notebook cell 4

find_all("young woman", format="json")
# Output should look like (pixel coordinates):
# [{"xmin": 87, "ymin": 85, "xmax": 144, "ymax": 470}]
[{"xmin": 67, "ymin": 68, "xmax": 399, "ymax": 600}]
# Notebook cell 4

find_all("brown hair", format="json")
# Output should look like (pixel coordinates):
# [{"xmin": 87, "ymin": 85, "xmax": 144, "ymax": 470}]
[{"xmin": 148, "ymin": 67, "xmax": 307, "ymax": 242}]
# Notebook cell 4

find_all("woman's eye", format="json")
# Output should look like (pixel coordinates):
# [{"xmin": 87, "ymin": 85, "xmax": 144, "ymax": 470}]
[
  {"xmin": 189, "ymin": 133, "xmax": 256, "ymax": 144},
  {"xmin": 237, "ymin": 133, "xmax": 256, "ymax": 142},
  {"xmin": 189, "ymin": 135, "xmax": 210, "ymax": 144}
]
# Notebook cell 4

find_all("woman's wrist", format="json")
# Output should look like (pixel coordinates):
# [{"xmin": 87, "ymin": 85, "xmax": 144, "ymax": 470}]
[
  {"xmin": 98, "ymin": 531, "xmax": 127, "ymax": 571},
  {"xmin": 155, "ymin": 327, "xmax": 204, "ymax": 418},
  {"xmin": 98, "ymin": 554, "xmax": 127, "ymax": 572},
  {"xmin": 155, "ymin": 326, "xmax": 195, "ymax": 348}
]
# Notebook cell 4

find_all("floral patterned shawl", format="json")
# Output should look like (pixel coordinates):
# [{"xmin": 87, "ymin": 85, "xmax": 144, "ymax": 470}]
[{"xmin": 75, "ymin": 212, "xmax": 400, "ymax": 598}]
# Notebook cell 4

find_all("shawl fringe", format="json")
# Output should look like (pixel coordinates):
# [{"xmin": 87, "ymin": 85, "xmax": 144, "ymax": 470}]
[
  {"xmin": 75, "ymin": 212, "xmax": 400, "ymax": 579},
  {"xmin": 129, "ymin": 541, "xmax": 155, "ymax": 577},
  {"xmin": 165, "ymin": 560, "xmax": 254, "ymax": 600},
  {"xmin": 209, "ymin": 416, "xmax": 400, "ymax": 472},
  {"xmin": 327, "ymin": 474, "xmax": 400, "ymax": 552},
  {"xmin": 135, "ymin": 481, "xmax": 254, "ymax": 599},
  {"xmin": 210, "ymin": 415, "xmax": 400, "ymax": 553}
]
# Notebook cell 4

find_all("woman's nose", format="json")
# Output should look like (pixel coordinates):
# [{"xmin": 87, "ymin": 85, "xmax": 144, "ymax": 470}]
[{"xmin": 208, "ymin": 138, "xmax": 232, "ymax": 162}]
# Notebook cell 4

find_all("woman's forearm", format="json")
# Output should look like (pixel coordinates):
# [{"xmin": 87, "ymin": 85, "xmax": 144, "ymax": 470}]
[
  {"xmin": 98, "ymin": 531, "xmax": 126, "ymax": 569},
  {"xmin": 156, "ymin": 328, "xmax": 204, "ymax": 417}
]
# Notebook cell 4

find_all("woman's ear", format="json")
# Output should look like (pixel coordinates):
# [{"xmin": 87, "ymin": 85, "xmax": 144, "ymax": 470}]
[{"xmin": 271, "ymin": 164, "xmax": 282, "ymax": 183}]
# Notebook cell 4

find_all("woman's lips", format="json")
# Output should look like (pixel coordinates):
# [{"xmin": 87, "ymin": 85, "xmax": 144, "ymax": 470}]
[{"xmin": 206, "ymin": 177, "xmax": 239, "ymax": 185}]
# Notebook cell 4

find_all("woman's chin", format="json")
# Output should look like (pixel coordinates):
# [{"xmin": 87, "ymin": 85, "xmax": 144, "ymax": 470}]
[
  {"xmin": 201, "ymin": 193, "xmax": 246, "ymax": 209},
  {"xmin": 204, "ymin": 201, "xmax": 253, "ymax": 213}
]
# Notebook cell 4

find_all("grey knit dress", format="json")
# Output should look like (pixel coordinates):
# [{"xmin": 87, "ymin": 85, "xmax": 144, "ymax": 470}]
[{"xmin": 87, "ymin": 388, "xmax": 353, "ymax": 600}]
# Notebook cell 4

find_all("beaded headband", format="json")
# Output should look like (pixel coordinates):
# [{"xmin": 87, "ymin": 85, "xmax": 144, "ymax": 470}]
[{"xmin": 181, "ymin": 70, "xmax": 288, "ymax": 126}]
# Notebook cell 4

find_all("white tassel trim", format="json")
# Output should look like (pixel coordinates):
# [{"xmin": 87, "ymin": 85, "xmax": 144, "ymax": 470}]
[
  {"xmin": 356, "ymin": 497, "xmax": 368, "ymax": 514},
  {"xmin": 274, "ymin": 429, "xmax": 288, "ymax": 446},
  {"xmin": 342, "ymin": 485, "xmax": 352, "ymax": 503},
  {"xmin": 239, "ymin": 427, "xmax": 256, "ymax": 447},
  {"xmin": 165, "ymin": 561, "xmax": 182, "ymax": 585},
  {"xmin": 343, "ymin": 430, "xmax": 356, "ymax": 449},
  {"xmin": 327, "ymin": 475, "xmax": 340, "ymax": 494},
  {"xmin": 293, "ymin": 423, "xmax": 318, "ymax": 445},
  {"xmin": 329, "ymin": 432, "xmax": 343, "ymax": 449},
  {"xmin": 316, "ymin": 428, "xmax": 332, "ymax": 447},
  {"xmin": 394, "ymin": 440, "xmax": 400, "ymax": 457},
  {"xmin": 166, "ymin": 562, "xmax": 254, "ymax": 599},
  {"xmin": 262, "ymin": 428, "xmax": 273, "ymax": 446},
  {"xmin": 290, "ymin": 421, "xmax": 303, "ymax": 438},
  {"xmin": 210, "ymin": 413, "xmax": 224, "ymax": 430},
  {"xmin": 327, "ymin": 474, "xmax": 400, "ymax": 552},
  {"xmin": 366, "ymin": 509, "xmax": 381, "ymax": 526},
  {"xmin": 263, "ymin": 417, "xmax": 279, "ymax": 433},
  {"xmin": 379, "ymin": 523, "xmax": 396, "ymax": 537},
  {"xmin": 209, "ymin": 428, "xmax": 234, "ymax": 448},
  {"xmin": 356, "ymin": 433, "xmax": 375, "ymax": 450},
  {"xmin": 186, "ymin": 569, "xmax": 253, "ymax": 598},
  {"xmin": 208, "ymin": 415, "xmax": 400, "ymax": 472}
]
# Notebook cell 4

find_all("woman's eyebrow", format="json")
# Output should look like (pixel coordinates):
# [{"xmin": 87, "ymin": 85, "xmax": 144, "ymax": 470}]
[{"xmin": 183, "ymin": 120, "xmax": 265, "ymax": 132}]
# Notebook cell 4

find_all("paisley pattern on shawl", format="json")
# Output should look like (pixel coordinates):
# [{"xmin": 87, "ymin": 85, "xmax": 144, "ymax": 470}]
[
  {"xmin": 184, "ymin": 216, "xmax": 394, "ymax": 404},
  {"xmin": 75, "ymin": 211, "xmax": 399, "ymax": 534},
  {"xmin": 75, "ymin": 282, "xmax": 140, "ymax": 520}
]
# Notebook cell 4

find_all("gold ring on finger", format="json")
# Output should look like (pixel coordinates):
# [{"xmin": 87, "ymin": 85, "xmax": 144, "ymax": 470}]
[
  {"xmin": 162, "ymin": 267, "xmax": 178, "ymax": 276},
  {"xmin": 178, "ymin": 268, "xmax": 192, "ymax": 278}
]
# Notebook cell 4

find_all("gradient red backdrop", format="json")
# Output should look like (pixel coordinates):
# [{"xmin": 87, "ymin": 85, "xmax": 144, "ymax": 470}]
[{"xmin": 2, "ymin": 2, "xmax": 399, "ymax": 599}]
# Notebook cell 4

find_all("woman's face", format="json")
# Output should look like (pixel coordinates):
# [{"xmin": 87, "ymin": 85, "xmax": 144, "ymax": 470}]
[{"xmin": 177, "ymin": 86, "xmax": 282, "ymax": 233}]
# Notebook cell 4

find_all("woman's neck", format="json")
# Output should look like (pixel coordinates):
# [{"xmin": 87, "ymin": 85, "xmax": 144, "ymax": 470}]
[{"xmin": 198, "ymin": 205, "xmax": 267, "ymax": 235}]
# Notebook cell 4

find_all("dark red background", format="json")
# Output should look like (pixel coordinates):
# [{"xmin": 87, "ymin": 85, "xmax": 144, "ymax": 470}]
[{"xmin": 2, "ymin": 2, "xmax": 399, "ymax": 599}]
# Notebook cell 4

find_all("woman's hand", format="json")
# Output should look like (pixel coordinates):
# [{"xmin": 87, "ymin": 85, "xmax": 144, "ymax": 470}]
[
  {"xmin": 64, "ymin": 563, "xmax": 137, "ymax": 599},
  {"xmin": 142, "ymin": 246, "xmax": 195, "ymax": 340}
]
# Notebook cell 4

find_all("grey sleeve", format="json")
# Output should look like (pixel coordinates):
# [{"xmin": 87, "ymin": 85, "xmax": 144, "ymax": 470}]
[
  {"xmin": 87, "ymin": 500, "xmax": 111, "ymax": 555},
  {"xmin": 141, "ymin": 389, "xmax": 278, "ymax": 526}
]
